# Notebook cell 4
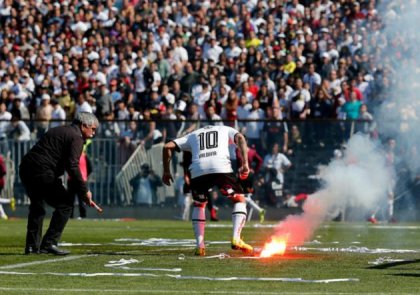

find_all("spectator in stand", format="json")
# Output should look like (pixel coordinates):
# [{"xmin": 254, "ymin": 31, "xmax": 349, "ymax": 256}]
[
  {"xmin": 202, "ymin": 105, "xmax": 223, "ymax": 127},
  {"xmin": 0, "ymin": 101, "xmax": 12, "ymax": 154},
  {"xmin": 101, "ymin": 104, "xmax": 120, "ymax": 133},
  {"xmin": 256, "ymin": 84, "xmax": 276, "ymax": 113},
  {"xmin": 35, "ymin": 94, "xmax": 53, "ymax": 137},
  {"xmin": 262, "ymin": 107, "xmax": 289, "ymax": 155},
  {"xmin": 57, "ymin": 87, "xmax": 75, "ymax": 120},
  {"xmin": 8, "ymin": 116, "xmax": 31, "ymax": 142},
  {"xmin": 357, "ymin": 103, "xmax": 377, "ymax": 137},
  {"xmin": 312, "ymin": 88, "xmax": 334, "ymax": 119},
  {"xmin": 10, "ymin": 96, "xmax": 30, "ymax": 121},
  {"xmin": 303, "ymin": 63, "xmax": 322, "ymax": 98},
  {"xmin": 119, "ymin": 120, "xmax": 141, "ymax": 164},
  {"xmin": 289, "ymin": 78, "xmax": 311, "ymax": 119},
  {"xmin": 138, "ymin": 108, "xmax": 157, "ymax": 150},
  {"xmin": 183, "ymin": 103, "xmax": 200, "ymax": 135},
  {"xmin": 244, "ymin": 99, "xmax": 265, "ymax": 155},
  {"xmin": 114, "ymin": 100, "xmax": 130, "ymax": 134},
  {"xmin": 342, "ymin": 91, "xmax": 362, "ymax": 120},
  {"xmin": 75, "ymin": 92, "xmax": 93, "ymax": 115},
  {"xmin": 50, "ymin": 99, "xmax": 66, "ymax": 129},
  {"xmin": 95, "ymin": 82, "xmax": 114, "ymax": 120}
]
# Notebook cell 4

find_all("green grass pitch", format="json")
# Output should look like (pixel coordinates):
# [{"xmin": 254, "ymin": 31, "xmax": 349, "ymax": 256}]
[{"xmin": 0, "ymin": 218, "xmax": 419, "ymax": 294}]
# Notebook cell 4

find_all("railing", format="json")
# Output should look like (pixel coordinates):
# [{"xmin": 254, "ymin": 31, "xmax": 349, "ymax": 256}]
[{"xmin": 1, "ymin": 118, "xmax": 371, "ymax": 206}]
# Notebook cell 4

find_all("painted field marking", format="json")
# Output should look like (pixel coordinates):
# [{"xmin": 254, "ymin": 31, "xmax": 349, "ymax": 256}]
[
  {"xmin": 0, "ymin": 270, "xmax": 359, "ymax": 283},
  {"xmin": 0, "ymin": 254, "xmax": 95, "ymax": 270}
]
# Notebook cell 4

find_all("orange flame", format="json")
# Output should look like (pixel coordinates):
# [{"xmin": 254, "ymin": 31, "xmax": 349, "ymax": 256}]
[{"xmin": 259, "ymin": 236, "xmax": 288, "ymax": 257}]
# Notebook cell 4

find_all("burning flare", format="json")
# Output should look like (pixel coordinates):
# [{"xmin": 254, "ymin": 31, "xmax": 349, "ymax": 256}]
[{"xmin": 259, "ymin": 235, "xmax": 288, "ymax": 257}]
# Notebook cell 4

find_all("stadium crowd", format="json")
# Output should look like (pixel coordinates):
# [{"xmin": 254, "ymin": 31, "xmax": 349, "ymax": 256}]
[
  {"xmin": 0, "ymin": 0, "xmax": 398, "ymax": 137},
  {"xmin": 0, "ymin": 0, "xmax": 411, "ymax": 208}
]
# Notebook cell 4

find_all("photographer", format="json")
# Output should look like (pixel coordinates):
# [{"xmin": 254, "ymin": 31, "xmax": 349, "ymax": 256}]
[{"xmin": 132, "ymin": 164, "xmax": 162, "ymax": 206}]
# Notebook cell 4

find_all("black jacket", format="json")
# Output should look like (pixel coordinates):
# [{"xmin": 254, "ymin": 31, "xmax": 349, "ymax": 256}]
[{"xmin": 20, "ymin": 124, "xmax": 88, "ymax": 198}]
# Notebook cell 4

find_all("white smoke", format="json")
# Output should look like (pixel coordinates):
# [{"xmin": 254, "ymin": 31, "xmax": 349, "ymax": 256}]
[
  {"xmin": 272, "ymin": 134, "xmax": 392, "ymax": 247},
  {"xmin": 375, "ymin": 1, "xmax": 420, "ymax": 175},
  {"xmin": 266, "ymin": 1, "xmax": 420, "ymax": 250}
]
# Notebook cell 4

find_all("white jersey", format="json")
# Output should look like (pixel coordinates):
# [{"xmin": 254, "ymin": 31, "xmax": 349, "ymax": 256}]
[{"xmin": 173, "ymin": 125, "xmax": 238, "ymax": 179}]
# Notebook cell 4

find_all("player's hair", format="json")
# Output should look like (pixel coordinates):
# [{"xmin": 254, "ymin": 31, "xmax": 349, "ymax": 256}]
[{"xmin": 73, "ymin": 112, "xmax": 99, "ymax": 127}]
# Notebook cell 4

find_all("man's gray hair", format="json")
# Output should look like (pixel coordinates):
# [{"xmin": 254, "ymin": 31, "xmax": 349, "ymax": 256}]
[{"xmin": 73, "ymin": 112, "xmax": 99, "ymax": 127}]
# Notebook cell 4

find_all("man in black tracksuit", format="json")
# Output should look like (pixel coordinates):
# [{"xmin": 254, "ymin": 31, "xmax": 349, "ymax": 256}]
[{"xmin": 20, "ymin": 112, "xmax": 99, "ymax": 255}]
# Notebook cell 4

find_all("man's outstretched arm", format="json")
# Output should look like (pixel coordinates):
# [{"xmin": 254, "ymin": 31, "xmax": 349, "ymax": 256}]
[
  {"xmin": 162, "ymin": 141, "xmax": 177, "ymax": 185},
  {"xmin": 234, "ymin": 133, "xmax": 249, "ymax": 179}
]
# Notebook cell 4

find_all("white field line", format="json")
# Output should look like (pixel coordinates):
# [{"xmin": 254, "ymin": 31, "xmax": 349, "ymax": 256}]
[
  {"xmin": 293, "ymin": 246, "xmax": 419, "ymax": 254},
  {"xmin": 0, "ymin": 287, "xmax": 377, "ymax": 295},
  {"xmin": 0, "ymin": 254, "xmax": 95, "ymax": 270},
  {"xmin": 0, "ymin": 270, "xmax": 359, "ymax": 283}
]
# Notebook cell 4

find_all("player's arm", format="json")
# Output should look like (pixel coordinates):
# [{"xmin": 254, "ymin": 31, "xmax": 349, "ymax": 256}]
[
  {"xmin": 162, "ymin": 141, "xmax": 177, "ymax": 186},
  {"xmin": 234, "ymin": 133, "xmax": 249, "ymax": 179}
]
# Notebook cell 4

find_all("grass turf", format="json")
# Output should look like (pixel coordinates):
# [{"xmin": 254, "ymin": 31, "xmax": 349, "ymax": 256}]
[{"xmin": 0, "ymin": 218, "xmax": 419, "ymax": 294}]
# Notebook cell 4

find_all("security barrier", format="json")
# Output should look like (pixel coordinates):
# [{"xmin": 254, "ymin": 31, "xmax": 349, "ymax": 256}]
[{"xmin": 1, "ymin": 119, "xmax": 363, "ymax": 206}]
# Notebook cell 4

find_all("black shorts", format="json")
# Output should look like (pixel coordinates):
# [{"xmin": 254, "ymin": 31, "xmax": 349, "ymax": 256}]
[{"xmin": 190, "ymin": 173, "xmax": 244, "ymax": 202}]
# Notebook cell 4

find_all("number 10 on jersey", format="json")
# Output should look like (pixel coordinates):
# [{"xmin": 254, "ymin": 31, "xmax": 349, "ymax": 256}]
[{"xmin": 198, "ymin": 131, "xmax": 219, "ymax": 150}]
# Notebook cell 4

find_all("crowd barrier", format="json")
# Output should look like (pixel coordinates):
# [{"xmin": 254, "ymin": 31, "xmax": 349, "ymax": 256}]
[{"xmin": 1, "ymin": 119, "xmax": 365, "ymax": 206}]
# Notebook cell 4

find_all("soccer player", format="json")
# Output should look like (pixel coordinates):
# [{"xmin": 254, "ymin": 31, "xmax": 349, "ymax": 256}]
[{"xmin": 162, "ymin": 125, "xmax": 252, "ymax": 256}]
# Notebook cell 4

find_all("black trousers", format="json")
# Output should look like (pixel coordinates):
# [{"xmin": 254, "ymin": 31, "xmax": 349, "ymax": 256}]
[
  {"xmin": 20, "ymin": 168, "xmax": 73, "ymax": 249},
  {"xmin": 68, "ymin": 180, "xmax": 87, "ymax": 218}
]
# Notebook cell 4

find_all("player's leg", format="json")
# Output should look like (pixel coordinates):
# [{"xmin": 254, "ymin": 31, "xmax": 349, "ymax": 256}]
[
  {"xmin": 0, "ymin": 204, "xmax": 7, "ymax": 220},
  {"xmin": 191, "ymin": 200, "xmax": 206, "ymax": 256},
  {"xmin": 0, "ymin": 197, "xmax": 10, "ymax": 204},
  {"xmin": 0, "ymin": 196, "xmax": 15, "ymax": 211},
  {"xmin": 245, "ymin": 194, "xmax": 265, "ymax": 223},
  {"xmin": 207, "ymin": 190, "xmax": 219, "ymax": 221},
  {"xmin": 239, "ymin": 172, "xmax": 265, "ymax": 223},
  {"xmin": 190, "ymin": 176, "xmax": 213, "ymax": 256},
  {"xmin": 218, "ymin": 173, "xmax": 253, "ymax": 253}
]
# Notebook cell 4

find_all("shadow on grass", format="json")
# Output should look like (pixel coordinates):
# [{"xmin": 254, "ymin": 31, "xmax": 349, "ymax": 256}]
[
  {"xmin": 391, "ymin": 273, "xmax": 420, "ymax": 277},
  {"xmin": 368, "ymin": 259, "xmax": 420, "ymax": 269}
]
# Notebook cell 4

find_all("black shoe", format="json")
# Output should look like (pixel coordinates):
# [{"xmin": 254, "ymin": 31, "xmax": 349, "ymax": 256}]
[
  {"xmin": 40, "ymin": 245, "xmax": 70, "ymax": 256},
  {"xmin": 24, "ymin": 246, "xmax": 40, "ymax": 255}
]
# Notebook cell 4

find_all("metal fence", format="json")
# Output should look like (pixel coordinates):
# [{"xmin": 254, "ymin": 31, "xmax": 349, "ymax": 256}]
[{"xmin": 1, "ymin": 118, "xmax": 364, "ymax": 206}]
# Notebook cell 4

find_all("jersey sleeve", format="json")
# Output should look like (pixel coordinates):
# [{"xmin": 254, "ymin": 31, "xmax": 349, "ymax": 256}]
[
  {"xmin": 226, "ymin": 126, "xmax": 239, "ymax": 142},
  {"xmin": 173, "ymin": 134, "xmax": 190, "ymax": 152}
]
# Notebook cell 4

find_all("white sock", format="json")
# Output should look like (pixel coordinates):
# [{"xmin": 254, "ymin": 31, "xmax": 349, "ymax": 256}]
[
  {"xmin": 182, "ymin": 193, "xmax": 192, "ymax": 221},
  {"xmin": 245, "ymin": 194, "xmax": 262, "ymax": 213},
  {"xmin": 0, "ymin": 204, "xmax": 6, "ymax": 218},
  {"xmin": 0, "ymin": 198, "xmax": 10, "ymax": 204},
  {"xmin": 232, "ymin": 202, "xmax": 247, "ymax": 240},
  {"xmin": 192, "ymin": 204, "xmax": 206, "ymax": 248}
]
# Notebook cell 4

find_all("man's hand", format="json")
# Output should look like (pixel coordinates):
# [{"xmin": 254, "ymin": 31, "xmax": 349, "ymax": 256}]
[
  {"xmin": 184, "ymin": 174, "xmax": 191, "ymax": 186},
  {"xmin": 84, "ymin": 191, "xmax": 93, "ymax": 206},
  {"xmin": 162, "ymin": 172, "xmax": 173, "ymax": 186},
  {"xmin": 238, "ymin": 165, "xmax": 250, "ymax": 180}
]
